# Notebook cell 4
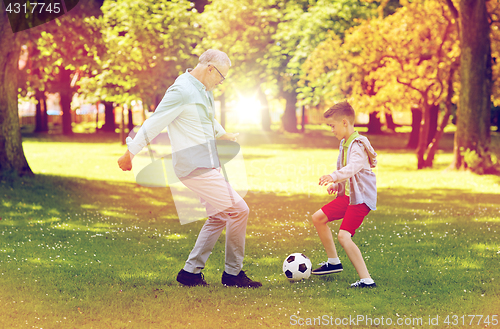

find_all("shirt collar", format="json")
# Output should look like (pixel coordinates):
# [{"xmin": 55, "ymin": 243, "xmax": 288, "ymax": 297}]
[
  {"xmin": 343, "ymin": 131, "xmax": 360, "ymax": 148},
  {"xmin": 185, "ymin": 68, "xmax": 207, "ymax": 92}
]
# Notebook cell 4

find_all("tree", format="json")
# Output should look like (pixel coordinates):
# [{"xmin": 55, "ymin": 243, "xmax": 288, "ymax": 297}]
[
  {"xmin": 198, "ymin": 0, "xmax": 281, "ymax": 131},
  {"xmin": 301, "ymin": 0, "xmax": 459, "ymax": 169},
  {"xmin": 447, "ymin": 0, "xmax": 499, "ymax": 174},
  {"xmin": 33, "ymin": 2, "xmax": 104, "ymax": 135},
  {"xmin": 270, "ymin": 0, "xmax": 375, "ymax": 132},
  {"xmin": 16, "ymin": 41, "xmax": 49, "ymax": 133},
  {"xmin": 0, "ymin": 0, "xmax": 97, "ymax": 175},
  {"xmin": 0, "ymin": 11, "xmax": 34, "ymax": 177},
  {"xmin": 79, "ymin": 0, "xmax": 200, "ymax": 122}
]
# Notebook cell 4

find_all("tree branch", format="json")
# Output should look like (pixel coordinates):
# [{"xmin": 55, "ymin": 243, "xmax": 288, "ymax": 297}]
[
  {"xmin": 445, "ymin": 0, "xmax": 460, "ymax": 36},
  {"xmin": 396, "ymin": 76, "xmax": 424, "ymax": 99},
  {"xmin": 445, "ymin": 0, "xmax": 459, "ymax": 20}
]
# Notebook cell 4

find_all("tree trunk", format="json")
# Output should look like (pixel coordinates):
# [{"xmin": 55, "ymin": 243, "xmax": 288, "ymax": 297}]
[
  {"xmin": 408, "ymin": 104, "xmax": 440, "ymax": 158},
  {"xmin": 58, "ymin": 68, "xmax": 74, "ymax": 135},
  {"xmin": 95, "ymin": 101, "xmax": 100, "ymax": 131},
  {"xmin": 127, "ymin": 104, "xmax": 134, "ymax": 131},
  {"xmin": 282, "ymin": 90, "xmax": 299, "ymax": 133},
  {"xmin": 257, "ymin": 85, "xmax": 271, "ymax": 132},
  {"xmin": 427, "ymin": 104, "xmax": 439, "ymax": 145},
  {"xmin": 368, "ymin": 111, "xmax": 383, "ymax": 134},
  {"xmin": 385, "ymin": 112, "xmax": 396, "ymax": 131},
  {"xmin": 416, "ymin": 102, "xmax": 431, "ymax": 169},
  {"xmin": 301, "ymin": 105, "xmax": 306, "ymax": 133},
  {"xmin": 424, "ymin": 105, "xmax": 451, "ymax": 168},
  {"xmin": 451, "ymin": 0, "xmax": 493, "ymax": 173},
  {"xmin": 120, "ymin": 106, "xmax": 125, "ymax": 145},
  {"xmin": 101, "ymin": 101, "xmax": 116, "ymax": 132},
  {"xmin": 407, "ymin": 107, "xmax": 422, "ymax": 149},
  {"xmin": 0, "ymin": 13, "xmax": 33, "ymax": 177},
  {"xmin": 425, "ymin": 67, "xmax": 456, "ymax": 168},
  {"xmin": 34, "ymin": 89, "xmax": 48, "ymax": 133}
]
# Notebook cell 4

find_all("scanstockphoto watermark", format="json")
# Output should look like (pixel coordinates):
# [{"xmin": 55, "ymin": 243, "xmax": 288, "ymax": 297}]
[
  {"xmin": 289, "ymin": 314, "xmax": 499, "ymax": 327},
  {"xmin": 290, "ymin": 315, "xmax": 424, "ymax": 327}
]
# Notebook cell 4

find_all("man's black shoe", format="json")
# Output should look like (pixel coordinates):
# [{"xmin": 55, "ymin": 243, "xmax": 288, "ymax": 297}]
[
  {"xmin": 176, "ymin": 269, "xmax": 208, "ymax": 287},
  {"xmin": 221, "ymin": 270, "xmax": 262, "ymax": 288}
]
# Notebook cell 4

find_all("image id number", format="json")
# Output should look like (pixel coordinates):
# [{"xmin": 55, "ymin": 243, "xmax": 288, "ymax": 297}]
[
  {"xmin": 444, "ymin": 315, "xmax": 498, "ymax": 326},
  {"xmin": 5, "ymin": 2, "xmax": 61, "ymax": 14}
]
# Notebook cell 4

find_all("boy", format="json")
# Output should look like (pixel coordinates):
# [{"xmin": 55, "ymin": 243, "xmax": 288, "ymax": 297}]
[{"xmin": 311, "ymin": 101, "xmax": 378, "ymax": 288}]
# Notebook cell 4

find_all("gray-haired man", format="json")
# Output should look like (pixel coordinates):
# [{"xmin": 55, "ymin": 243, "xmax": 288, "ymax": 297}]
[{"xmin": 118, "ymin": 49, "xmax": 261, "ymax": 288}]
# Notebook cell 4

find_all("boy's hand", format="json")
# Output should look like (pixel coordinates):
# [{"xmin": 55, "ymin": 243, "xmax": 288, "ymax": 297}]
[
  {"xmin": 319, "ymin": 175, "xmax": 334, "ymax": 186},
  {"xmin": 327, "ymin": 183, "xmax": 338, "ymax": 195}
]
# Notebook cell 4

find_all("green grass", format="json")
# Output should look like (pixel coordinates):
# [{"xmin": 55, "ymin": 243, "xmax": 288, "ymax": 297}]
[{"xmin": 1, "ymin": 128, "xmax": 500, "ymax": 328}]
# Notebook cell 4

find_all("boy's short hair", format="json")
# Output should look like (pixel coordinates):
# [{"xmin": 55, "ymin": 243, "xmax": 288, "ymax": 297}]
[{"xmin": 323, "ymin": 101, "xmax": 355, "ymax": 124}]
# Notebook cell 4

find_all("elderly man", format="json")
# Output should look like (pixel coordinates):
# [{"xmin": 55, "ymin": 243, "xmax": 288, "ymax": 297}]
[{"xmin": 118, "ymin": 49, "xmax": 261, "ymax": 288}]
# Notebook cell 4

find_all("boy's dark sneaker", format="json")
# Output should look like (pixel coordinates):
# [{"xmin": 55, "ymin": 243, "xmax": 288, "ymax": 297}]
[
  {"xmin": 221, "ymin": 271, "xmax": 262, "ymax": 288},
  {"xmin": 311, "ymin": 262, "xmax": 343, "ymax": 275},
  {"xmin": 350, "ymin": 280, "xmax": 377, "ymax": 288},
  {"xmin": 176, "ymin": 269, "xmax": 208, "ymax": 287}
]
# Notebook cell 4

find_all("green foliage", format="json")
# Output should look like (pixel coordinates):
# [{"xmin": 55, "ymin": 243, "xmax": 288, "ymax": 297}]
[
  {"xmin": 461, "ymin": 147, "xmax": 500, "ymax": 175},
  {"xmin": 18, "ymin": 3, "xmax": 104, "ymax": 102},
  {"xmin": 78, "ymin": 0, "xmax": 200, "ymax": 105},
  {"xmin": 198, "ymin": 0, "xmax": 281, "ymax": 98},
  {"xmin": 269, "ymin": 0, "xmax": 376, "ymax": 94},
  {"xmin": 200, "ymin": 0, "xmax": 376, "ymax": 109},
  {"xmin": 300, "ymin": 0, "xmax": 459, "ymax": 112}
]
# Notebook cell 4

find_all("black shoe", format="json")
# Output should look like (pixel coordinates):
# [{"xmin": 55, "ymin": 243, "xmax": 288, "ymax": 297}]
[
  {"xmin": 350, "ymin": 280, "xmax": 377, "ymax": 288},
  {"xmin": 176, "ymin": 269, "xmax": 208, "ymax": 287},
  {"xmin": 311, "ymin": 262, "xmax": 343, "ymax": 275},
  {"xmin": 221, "ymin": 271, "xmax": 262, "ymax": 288}
]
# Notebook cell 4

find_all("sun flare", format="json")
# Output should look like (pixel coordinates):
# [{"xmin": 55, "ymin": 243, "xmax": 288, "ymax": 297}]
[{"xmin": 234, "ymin": 96, "xmax": 261, "ymax": 125}]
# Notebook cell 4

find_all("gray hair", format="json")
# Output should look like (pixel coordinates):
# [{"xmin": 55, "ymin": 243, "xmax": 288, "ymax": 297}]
[{"xmin": 199, "ymin": 49, "xmax": 231, "ymax": 68}]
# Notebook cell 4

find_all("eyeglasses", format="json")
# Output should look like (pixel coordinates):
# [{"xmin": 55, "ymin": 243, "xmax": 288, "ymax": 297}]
[{"xmin": 211, "ymin": 65, "xmax": 225, "ymax": 83}]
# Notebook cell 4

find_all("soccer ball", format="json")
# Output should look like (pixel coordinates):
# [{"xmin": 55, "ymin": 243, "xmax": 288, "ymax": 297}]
[{"xmin": 283, "ymin": 253, "xmax": 312, "ymax": 281}]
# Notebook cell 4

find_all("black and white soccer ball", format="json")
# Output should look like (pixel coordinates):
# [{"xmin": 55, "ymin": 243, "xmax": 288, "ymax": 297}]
[{"xmin": 283, "ymin": 253, "xmax": 312, "ymax": 281}]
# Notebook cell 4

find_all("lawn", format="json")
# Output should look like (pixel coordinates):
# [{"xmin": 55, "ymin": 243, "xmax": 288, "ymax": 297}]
[{"xmin": 1, "ymin": 126, "xmax": 499, "ymax": 328}]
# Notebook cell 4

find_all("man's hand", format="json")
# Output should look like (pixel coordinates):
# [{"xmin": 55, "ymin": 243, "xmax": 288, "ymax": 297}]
[
  {"xmin": 319, "ymin": 174, "xmax": 334, "ymax": 186},
  {"xmin": 219, "ymin": 132, "xmax": 239, "ymax": 142},
  {"xmin": 327, "ymin": 183, "xmax": 338, "ymax": 195},
  {"xmin": 118, "ymin": 150, "xmax": 134, "ymax": 171}
]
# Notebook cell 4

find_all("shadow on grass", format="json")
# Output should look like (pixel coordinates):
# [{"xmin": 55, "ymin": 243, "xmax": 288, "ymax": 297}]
[
  {"xmin": 0, "ymin": 174, "xmax": 179, "ymax": 228},
  {"xmin": 1, "ymin": 174, "xmax": 499, "ymax": 320}
]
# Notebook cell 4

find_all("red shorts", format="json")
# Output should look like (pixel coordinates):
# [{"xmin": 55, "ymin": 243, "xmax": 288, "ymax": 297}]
[{"xmin": 321, "ymin": 195, "xmax": 370, "ymax": 236}]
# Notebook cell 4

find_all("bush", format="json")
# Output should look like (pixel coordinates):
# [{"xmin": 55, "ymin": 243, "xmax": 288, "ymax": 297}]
[{"xmin": 461, "ymin": 146, "xmax": 500, "ymax": 175}]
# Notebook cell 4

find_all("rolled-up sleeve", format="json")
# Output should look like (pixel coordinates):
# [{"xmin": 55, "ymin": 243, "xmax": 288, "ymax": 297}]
[
  {"xmin": 330, "ymin": 143, "xmax": 367, "ymax": 183},
  {"xmin": 126, "ymin": 88, "xmax": 184, "ymax": 155},
  {"xmin": 213, "ymin": 119, "xmax": 226, "ymax": 138}
]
